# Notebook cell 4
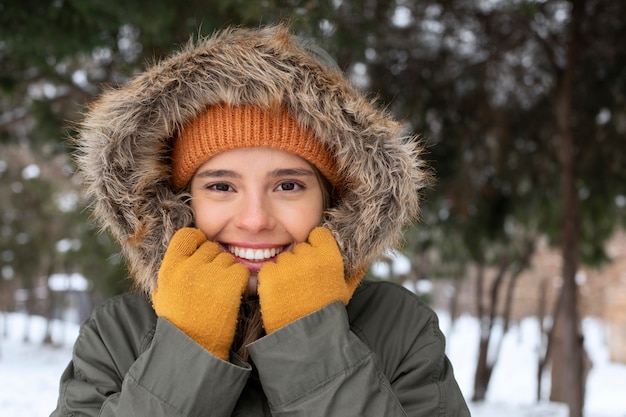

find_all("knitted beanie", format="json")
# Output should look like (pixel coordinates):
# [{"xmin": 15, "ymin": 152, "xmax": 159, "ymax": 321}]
[{"xmin": 171, "ymin": 105, "xmax": 339, "ymax": 190}]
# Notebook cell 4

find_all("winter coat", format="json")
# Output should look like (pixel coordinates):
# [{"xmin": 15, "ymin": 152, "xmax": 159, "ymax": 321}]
[
  {"xmin": 51, "ymin": 281, "xmax": 470, "ymax": 416},
  {"xmin": 52, "ymin": 24, "xmax": 470, "ymax": 416}
]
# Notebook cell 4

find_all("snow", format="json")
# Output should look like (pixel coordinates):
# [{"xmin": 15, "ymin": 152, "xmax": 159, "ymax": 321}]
[
  {"xmin": 1, "ymin": 310, "xmax": 625, "ymax": 416},
  {"xmin": 48, "ymin": 273, "xmax": 90, "ymax": 292},
  {"xmin": 0, "ymin": 314, "xmax": 79, "ymax": 416}
]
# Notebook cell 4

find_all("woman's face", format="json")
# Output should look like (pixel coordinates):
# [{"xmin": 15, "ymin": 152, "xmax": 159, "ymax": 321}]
[{"xmin": 190, "ymin": 147, "xmax": 324, "ymax": 296}]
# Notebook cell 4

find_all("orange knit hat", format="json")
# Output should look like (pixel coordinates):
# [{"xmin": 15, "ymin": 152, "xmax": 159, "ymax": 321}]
[{"xmin": 171, "ymin": 105, "xmax": 339, "ymax": 190}]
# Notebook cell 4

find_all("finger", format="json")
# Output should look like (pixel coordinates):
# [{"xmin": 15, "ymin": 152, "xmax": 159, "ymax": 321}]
[
  {"xmin": 194, "ymin": 240, "xmax": 224, "ymax": 262},
  {"xmin": 166, "ymin": 228, "xmax": 208, "ymax": 258},
  {"xmin": 307, "ymin": 227, "xmax": 339, "ymax": 251},
  {"xmin": 273, "ymin": 246, "xmax": 300, "ymax": 263},
  {"xmin": 209, "ymin": 250, "xmax": 239, "ymax": 269},
  {"xmin": 258, "ymin": 258, "xmax": 282, "ymax": 278},
  {"xmin": 200, "ymin": 250, "xmax": 250, "ymax": 282}
]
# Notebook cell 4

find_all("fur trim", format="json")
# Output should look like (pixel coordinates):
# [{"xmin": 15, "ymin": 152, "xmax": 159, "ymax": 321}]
[{"xmin": 75, "ymin": 24, "xmax": 429, "ymax": 293}]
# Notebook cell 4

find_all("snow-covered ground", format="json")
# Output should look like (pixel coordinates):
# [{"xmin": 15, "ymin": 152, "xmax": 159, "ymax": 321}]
[
  {"xmin": 440, "ymin": 314, "xmax": 626, "ymax": 417},
  {"xmin": 1, "ymin": 310, "xmax": 625, "ymax": 416}
]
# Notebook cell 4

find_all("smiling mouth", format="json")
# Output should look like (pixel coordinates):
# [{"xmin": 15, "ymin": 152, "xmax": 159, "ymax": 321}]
[{"xmin": 227, "ymin": 245, "xmax": 284, "ymax": 262}]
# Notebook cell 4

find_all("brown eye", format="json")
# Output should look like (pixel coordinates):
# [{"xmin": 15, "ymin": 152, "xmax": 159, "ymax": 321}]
[
  {"xmin": 276, "ymin": 182, "xmax": 302, "ymax": 191},
  {"xmin": 209, "ymin": 183, "xmax": 232, "ymax": 192}
]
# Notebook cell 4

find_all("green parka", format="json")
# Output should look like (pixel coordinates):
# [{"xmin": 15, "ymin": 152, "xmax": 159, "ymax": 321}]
[
  {"xmin": 52, "ymin": 281, "xmax": 469, "ymax": 416},
  {"xmin": 51, "ymin": 24, "xmax": 471, "ymax": 416}
]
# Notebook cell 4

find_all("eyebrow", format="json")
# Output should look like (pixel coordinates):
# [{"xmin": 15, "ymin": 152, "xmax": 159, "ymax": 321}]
[
  {"xmin": 268, "ymin": 168, "xmax": 315, "ymax": 178},
  {"xmin": 195, "ymin": 169, "xmax": 241, "ymax": 179},
  {"xmin": 194, "ymin": 167, "xmax": 315, "ymax": 179}
]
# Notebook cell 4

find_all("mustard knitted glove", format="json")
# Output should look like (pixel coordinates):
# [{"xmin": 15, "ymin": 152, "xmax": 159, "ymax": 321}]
[
  {"xmin": 152, "ymin": 228, "xmax": 249, "ymax": 361},
  {"xmin": 257, "ymin": 227, "xmax": 361, "ymax": 333}
]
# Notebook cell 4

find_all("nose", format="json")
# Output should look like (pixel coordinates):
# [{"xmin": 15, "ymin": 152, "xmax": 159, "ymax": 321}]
[{"xmin": 234, "ymin": 193, "xmax": 275, "ymax": 233}]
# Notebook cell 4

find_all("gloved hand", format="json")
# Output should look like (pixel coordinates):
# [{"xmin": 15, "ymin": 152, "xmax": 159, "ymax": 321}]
[
  {"xmin": 152, "ymin": 227, "xmax": 249, "ymax": 361},
  {"xmin": 257, "ymin": 227, "xmax": 362, "ymax": 333}
]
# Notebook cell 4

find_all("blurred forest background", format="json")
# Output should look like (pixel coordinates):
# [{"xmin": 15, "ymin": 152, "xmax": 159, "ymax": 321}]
[{"xmin": 0, "ymin": 1, "xmax": 624, "ymax": 416}]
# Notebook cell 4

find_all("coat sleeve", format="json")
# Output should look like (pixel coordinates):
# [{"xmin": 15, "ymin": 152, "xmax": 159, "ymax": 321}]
[
  {"xmin": 248, "ymin": 292, "xmax": 470, "ymax": 417},
  {"xmin": 50, "ymin": 294, "xmax": 251, "ymax": 417}
]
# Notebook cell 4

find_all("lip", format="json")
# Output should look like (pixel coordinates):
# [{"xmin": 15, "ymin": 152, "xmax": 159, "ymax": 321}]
[
  {"xmin": 220, "ymin": 242, "xmax": 289, "ymax": 272},
  {"xmin": 229, "ymin": 245, "xmax": 282, "ymax": 261}
]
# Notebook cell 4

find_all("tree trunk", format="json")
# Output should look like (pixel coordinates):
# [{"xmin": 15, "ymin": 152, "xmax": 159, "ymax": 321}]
[
  {"xmin": 549, "ymin": 1, "xmax": 586, "ymax": 416},
  {"xmin": 43, "ymin": 290, "xmax": 58, "ymax": 346},
  {"xmin": 472, "ymin": 261, "xmax": 487, "ymax": 401},
  {"xmin": 472, "ymin": 258, "xmax": 507, "ymax": 401},
  {"xmin": 536, "ymin": 280, "xmax": 548, "ymax": 402},
  {"xmin": 43, "ymin": 265, "xmax": 57, "ymax": 346},
  {"xmin": 537, "ymin": 277, "xmax": 565, "ymax": 403},
  {"xmin": 448, "ymin": 278, "xmax": 463, "ymax": 329}
]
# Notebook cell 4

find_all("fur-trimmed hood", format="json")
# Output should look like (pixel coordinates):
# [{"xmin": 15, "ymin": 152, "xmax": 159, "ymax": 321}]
[{"xmin": 75, "ymin": 24, "xmax": 429, "ymax": 293}]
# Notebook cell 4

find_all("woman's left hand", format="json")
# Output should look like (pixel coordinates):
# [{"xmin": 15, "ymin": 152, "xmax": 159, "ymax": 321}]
[{"xmin": 257, "ymin": 227, "xmax": 361, "ymax": 333}]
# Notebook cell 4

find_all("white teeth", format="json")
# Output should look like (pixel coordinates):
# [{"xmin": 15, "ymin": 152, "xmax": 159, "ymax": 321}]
[{"xmin": 229, "ymin": 245, "xmax": 281, "ymax": 261}]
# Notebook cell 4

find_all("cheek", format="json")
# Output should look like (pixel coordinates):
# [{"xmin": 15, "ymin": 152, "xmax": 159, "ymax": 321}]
[
  {"xmin": 284, "ymin": 205, "xmax": 324, "ymax": 242},
  {"xmin": 190, "ymin": 200, "xmax": 222, "ymax": 240}
]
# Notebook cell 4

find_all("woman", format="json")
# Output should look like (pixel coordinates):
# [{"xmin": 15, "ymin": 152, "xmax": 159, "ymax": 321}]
[{"xmin": 51, "ymin": 24, "xmax": 471, "ymax": 416}]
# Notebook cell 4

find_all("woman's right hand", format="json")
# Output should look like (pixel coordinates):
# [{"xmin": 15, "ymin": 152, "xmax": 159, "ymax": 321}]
[{"xmin": 152, "ymin": 227, "xmax": 249, "ymax": 361}]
